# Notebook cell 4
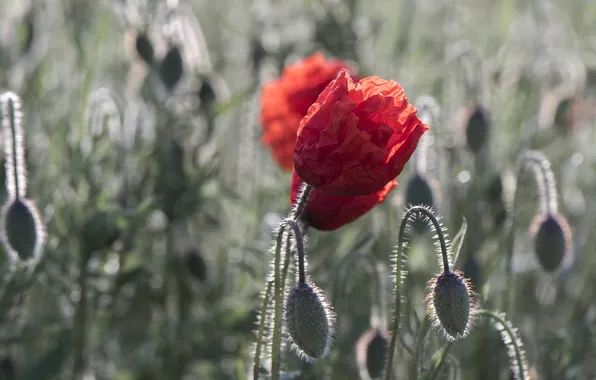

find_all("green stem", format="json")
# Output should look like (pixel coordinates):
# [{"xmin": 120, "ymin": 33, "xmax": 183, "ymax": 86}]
[
  {"xmin": 476, "ymin": 309, "xmax": 527, "ymax": 380},
  {"xmin": 270, "ymin": 223, "xmax": 286, "ymax": 380},
  {"xmin": 427, "ymin": 342, "xmax": 454, "ymax": 380},
  {"xmin": 253, "ymin": 281, "xmax": 273, "ymax": 380},
  {"xmin": 72, "ymin": 255, "xmax": 90, "ymax": 380},
  {"xmin": 415, "ymin": 315, "xmax": 432, "ymax": 379}
]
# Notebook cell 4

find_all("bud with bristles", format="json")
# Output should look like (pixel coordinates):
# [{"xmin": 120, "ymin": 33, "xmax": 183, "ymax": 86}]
[
  {"xmin": 529, "ymin": 212, "xmax": 572, "ymax": 273},
  {"xmin": 427, "ymin": 270, "xmax": 476, "ymax": 340},
  {"xmin": 159, "ymin": 46, "xmax": 184, "ymax": 92},
  {"xmin": 464, "ymin": 105, "xmax": 490, "ymax": 154},
  {"xmin": 1, "ymin": 198, "xmax": 45, "ymax": 262},
  {"xmin": 285, "ymin": 281, "xmax": 335, "ymax": 362},
  {"xmin": 355, "ymin": 328, "xmax": 389, "ymax": 380}
]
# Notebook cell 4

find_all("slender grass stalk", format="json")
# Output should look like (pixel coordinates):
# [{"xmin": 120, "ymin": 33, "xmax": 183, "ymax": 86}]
[{"xmin": 427, "ymin": 342, "xmax": 454, "ymax": 380}]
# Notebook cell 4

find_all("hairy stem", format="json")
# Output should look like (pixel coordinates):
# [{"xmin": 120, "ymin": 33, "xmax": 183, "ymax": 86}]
[
  {"xmin": 384, "ymin": 206, "xmax": 451, "ymax": 380},
  {"xmin": 253, "ymin": 281, "xmax": 273, "ymax": 380}
]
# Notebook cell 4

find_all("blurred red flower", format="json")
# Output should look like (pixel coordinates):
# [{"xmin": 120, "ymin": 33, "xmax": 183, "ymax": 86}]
[
  {"xmin": 260, "ymin": 53, "xmax": 358, "ymax": 171},
  {"xmin": 294, "ymin": 69, "xmax": 428, "ymax": 196},
  {"xmin": 290, "ymin": 170, "xmax": 396, "ymax": 231}
]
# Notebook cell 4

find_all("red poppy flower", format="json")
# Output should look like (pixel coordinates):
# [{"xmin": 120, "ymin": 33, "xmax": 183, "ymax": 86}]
[
  {"xmin": 294, "ymin": 69, "xmax": 428, "ymax": 196},
  {"xmin": 290, "ymin": 170, "xmax": 396, "ymax": 231},
  {"xmin": 260, "ymin": 53, "xmax": 358, "ymax": 171}
]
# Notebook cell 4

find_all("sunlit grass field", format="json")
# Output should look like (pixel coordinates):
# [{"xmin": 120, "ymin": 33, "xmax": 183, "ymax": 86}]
[{"xmin": 0, "ymin": 0, "xmax": 596, "ymax": 379}]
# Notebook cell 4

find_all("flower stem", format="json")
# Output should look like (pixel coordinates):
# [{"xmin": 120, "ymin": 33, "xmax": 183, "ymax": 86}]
[
  {"xmin": 426, "ymin": 342, "xmax": 454, "ymax": 380},
  {"xmin": 270, "ymin": 186, "xmax": 311, "ymax": 379},
  {"xmin": 476, "ymin": 309, "xmax": 528, "ymax": 380},
  {"xmin": 253, "ymin": 281, "xmax": 273, "ymax": 380},
  {"xmin": 384, "ymin": 206, "xmax": 451, "ymax": 380}
]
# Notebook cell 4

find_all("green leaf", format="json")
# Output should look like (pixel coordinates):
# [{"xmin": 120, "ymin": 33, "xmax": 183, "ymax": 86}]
[{"xmin": 450, "ymin": 217, "xmax": 468, "ymax": 267}]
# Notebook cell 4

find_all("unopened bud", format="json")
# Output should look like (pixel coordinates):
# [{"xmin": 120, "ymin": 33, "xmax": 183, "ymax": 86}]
[
  {"xmin": 285, "ymin": 281, "xmax": 335, "ymax": 362},
  {"xmin": 427, "ymin": 270, "xmax": 475, "ymax": 340},
  {"xmin": 80, "ymin": 209, "xmax": 124, "ymax": 256},
  {"xmin": 184, "ymin": 248, "xmax": 207, "ymax": 282},
  {"xmin": 464, "ymin": 105, "xmax": 490, "ymax": 154},
  {"xmin": 356, "ymin": 328, "xmax": 389, "ymax": 380},
  {"xmin": 160, "ymin": 46, "xmax": 184, "ymax": 91},
  {"xmin": 405, "ymin": 173, "xmax": 437, "ymax": 234},
  {"xmin": 530, "ymin": 213, "xmax": 572, "ymax": 272},
  {"xmin": 135, "ymin": 33, "xmax": 155, "ymax": 65},
  {"xmin": 1, "ymin": 198, "xmax": 45, "ymax": 262}
]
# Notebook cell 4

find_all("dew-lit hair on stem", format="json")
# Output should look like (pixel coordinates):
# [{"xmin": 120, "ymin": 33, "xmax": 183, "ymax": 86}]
[
  {"xmin": 1, "ymin": 92, "xmax": 27, "ymax": 199},
  {"xmin": 519, "ymin": 150, "xmax": 558, "ymax": 215}
]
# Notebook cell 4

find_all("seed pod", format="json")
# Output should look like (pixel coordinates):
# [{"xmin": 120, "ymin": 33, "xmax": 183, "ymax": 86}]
[
  {"xmin": 1, "ymin": 198, "xmax": 44, "ymax": 262},
  {"xmin": 80, "ymin": 209, "xmax": 124, "ymax": 256},
  {"xmin": 285, "ymin": 281, "xmax": 335, "ymax": 362},
  {"xmin": 355, "ymin": 328, "xmax": 389, "ymax": 380},
  {"xmin": 184, "ymin": 248, "xmax": 207, "ymax": 282},
  {"xmin": 405, "ymin": 173, "xmax": 437, "ymax": 234},
  {"xmin": 159, "ymin": 46, "xmax": 184, "ymax": 91},
  {"xmin": 464, "ymin": 105, "xmax": 490, "ymax": 154},
  {"xmin": 427, "ymin": 270, "xmax": 475, "ymax": 340},
  {"xmin": 529, "ymin": 213, "xmax": 572, "ymax": 273},
  {"xmin": 135, "ymin": 33, "xmax": 154, "ymax": 65}
]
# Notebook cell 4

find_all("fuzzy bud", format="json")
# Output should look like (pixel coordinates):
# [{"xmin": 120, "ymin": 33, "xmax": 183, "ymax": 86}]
[
  {"xmin": 464, "ymin": 105, "xmax": 490, "ymax": 154},
  {"xmin": 355, "ymin": 328, "xmax": 389, "ymax": 380},
  {"xmin": 159, "ymin": 46, "xmax": 184, "ymax": 92},
  {"xmin": 0, "ymin": 355, "xmax": 15, "ymax": 380},
  {"xmin": 285, "ymin": 281, "xmax": 335, "ymax": 362},
  {"xmin": 530, "ymin": 213, "xmax": 572, "ymax": 272},
  {"xmin": 1, "ymin": 198, "xmax": 45, "ymax": 262},
  {"xmin": 427, "ymin": 270, "xmax": 475, "ymax": 340}
]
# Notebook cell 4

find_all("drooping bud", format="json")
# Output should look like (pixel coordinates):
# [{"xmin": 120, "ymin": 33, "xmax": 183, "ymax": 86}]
[
  {"xmin": 427, "ymin": 270, "xmax": 475, "ymax": 340},
  {"xmin": 355, "ymin": 328, "xmax": 389, "ymax": 380},
  {"xmin": 285, "ymin": 281, "xmax": 335, "ymax": 362},
  {"xmin": 1, "ymin": 197, "xmax": 45, "ymax": 262},
  {"xmin": 405, "ymin": 173, "xmax": 437, "ymax": 234},
  {"xmin": 184, "ymin": 247, "xmax": 207, "ymax": 282},
  {"xmin": 159, "ymin": 46, "xmax": 184, "ymax": 91},
  {"xmin": 135, "ymin": 32, "xmax": 155, "ymax": 65},
  {"xmin": 464, "ymin": 105, "xmax": 490, "ymax": 154},
  {"xmin": 529, "ymin": 212, "xmax": 572, "ymax": 273}
]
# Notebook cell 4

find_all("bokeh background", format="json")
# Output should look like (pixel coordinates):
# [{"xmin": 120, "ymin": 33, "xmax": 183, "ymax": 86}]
[{"xmin": 0, "ymin": 0, "xmax": 595, "ymax": 379}]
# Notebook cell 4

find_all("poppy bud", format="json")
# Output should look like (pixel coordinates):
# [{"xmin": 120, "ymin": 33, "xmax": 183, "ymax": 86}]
[
  {"xmin": 184, "ymin": 248, "xmax": 207, "ymax": 282},
  {"xmin": 405, "ymin": 173, "xmax": 437, "ymax": 234},
  {"xmin": 160, "ymin": 46, "xmax": 184, "ymax": 91},
  {"xmin": 530, "ymin": 213, "xmax": 572, "ymax": 272},
  {"xmin": 355, "ymin": 329, "xmax": 389, "ymax": 380},
  {"xmin": 427, "ymin": 270, "xmax": 475, "ymax": 340},
  {"xmin": 285, "ymin": 281, "xmax": 335, "ymax": 362},
  {"xmin": 1, "ymin": 198, "xmax": 44, "ymax": 262},
  {"xmin": 464, "ymin": 105, "xmax": 490, "ymax": 154},
  {"xmin": 135, "ymin": 33, "xmax": 154, "ymax": 65}
]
